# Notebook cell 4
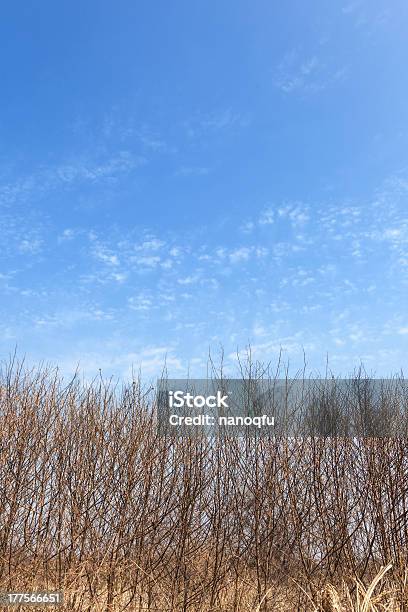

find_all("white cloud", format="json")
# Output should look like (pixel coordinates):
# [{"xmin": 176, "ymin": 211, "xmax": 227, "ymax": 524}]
[
  {"xmin": 177, "ymin": 274, "xmax": 199, "ymax": 285},
  {"xmin": 133, "ymin": 255, "xmax": 161, "ymax": 268},
  {"xmin": 128, "ymin": 294, "xmax": 153, "ymax": 311},
  {"xmin": 111, "ymin": 272, "xmax": 128, "ymax": 283},
  {"xmin": 259, "ymin": 209, "xmax": 274, "ymax": 225},
  {"xmin": 175, "ymin": 166, "xmax": 210, "ymax": 176},
  {"xmin": 275, "ymin": 50, "xmax": 346, "ymax": 94},
  {"xmin": 135, "ymin": 238, "xmax": 165, "ymax": 251},
  {"xmin": 240, "ymin": 221, "xmax": 255, "ymax": 233},
  {"xmin": 275, "ymin": 54, "xmax": 319, "ymax": 93},
  {"xmin": 57, "ymin": 345, "xmax": 184, "ymax": 380},
  {"xmin": 278, "ymin": 203, "xmax": 309, "ymax": 225},
  {"xmin": 183, "ymin": 108, "xmax": 251, "ymax": 138},
  {"xmin": 93, "ymin": 245, "xmax": 120, "ymax": 266},
  {"xmin": 58, "ymin": 228, "xmax": 76, "ymax": 242},
  {"xmin": 229, "ymin": 247, "xmax": 251, "ymax": 264},
  {"xmin": 19, "ymin": 238, "xmax": 43, "ymax": 254}
]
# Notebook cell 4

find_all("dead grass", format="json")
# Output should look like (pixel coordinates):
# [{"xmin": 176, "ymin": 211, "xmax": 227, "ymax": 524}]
[{"xmin": 1, "ymin": 359, "xmax": 408, "ymax": 611}]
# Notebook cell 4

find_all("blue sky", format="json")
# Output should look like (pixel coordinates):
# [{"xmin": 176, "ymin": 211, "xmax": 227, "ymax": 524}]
[{"xmin": 1, "ymin": 0, "xmax": 408, "ymax": 379}]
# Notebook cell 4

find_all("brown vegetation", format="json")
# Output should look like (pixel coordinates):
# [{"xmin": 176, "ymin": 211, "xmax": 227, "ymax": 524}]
[{"xmin": 0, "ymin": 359, "xmax": 408, "ymax": 610}]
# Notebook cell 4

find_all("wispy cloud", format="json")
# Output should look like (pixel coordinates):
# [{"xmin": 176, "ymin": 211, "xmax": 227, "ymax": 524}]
[
  {"xmin": 175, "ymin": 166, "xmax": 211, "ymax": 177},
  {"xmin": 92, "ymin": 244, "xmax": 120, "ymax": 267},
  {"xmin": 274, "ymin": 50, "xmax": 347, "ymax": 94},
  {"xmin": 183, "ymin": 108, "xmax": 251, "ymax": 138}
]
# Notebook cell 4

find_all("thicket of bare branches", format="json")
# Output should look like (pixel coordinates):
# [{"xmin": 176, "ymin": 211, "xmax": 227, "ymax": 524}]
[{"xmin": 1, "ymin": 358, "xmax": 408, "ymax": 611}]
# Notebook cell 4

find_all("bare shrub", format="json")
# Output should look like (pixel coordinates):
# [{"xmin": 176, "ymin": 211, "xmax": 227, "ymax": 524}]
[{"xmin": 0, "ymin": 358, "xmax": 407, "ymax": 610}]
